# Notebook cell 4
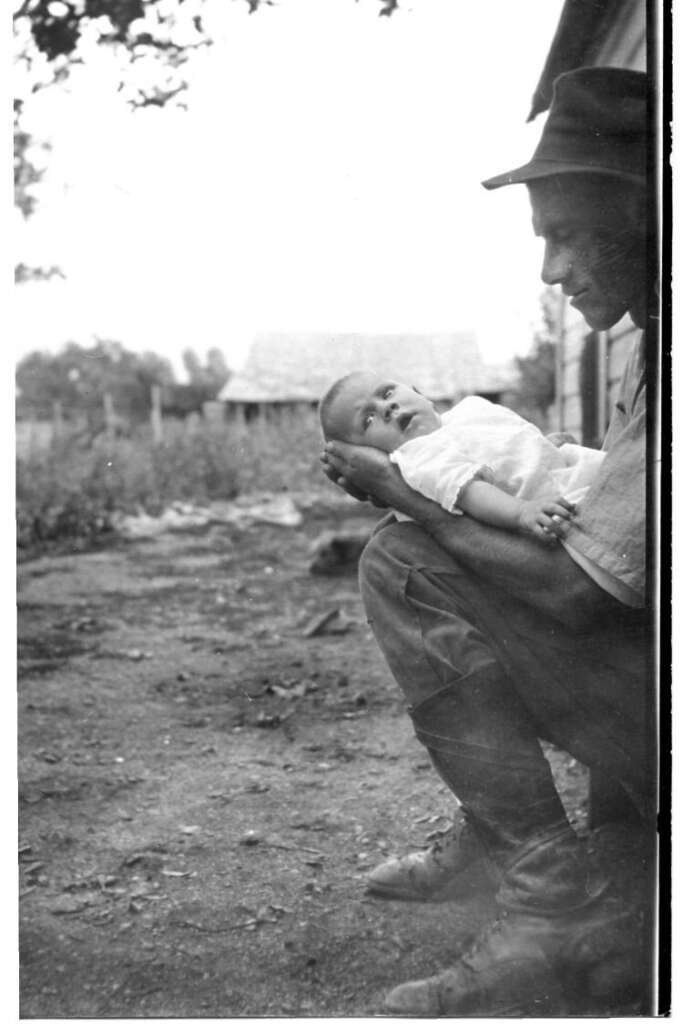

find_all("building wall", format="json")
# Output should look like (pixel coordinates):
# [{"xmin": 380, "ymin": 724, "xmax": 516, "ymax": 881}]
[
  {"xmin": 556, "ymin": 309, "xmax": 637, "ymax": 444},
  {"xmin": 553, "ymin": 0, "xmax": 645, "ymax": 445},
  {"xmin": 593, "ymin": 0, "xmax": 646, "ymax": 70}
]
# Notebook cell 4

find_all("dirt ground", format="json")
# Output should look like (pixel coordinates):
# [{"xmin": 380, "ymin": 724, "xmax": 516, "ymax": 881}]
[{"xmin": 18, "ymin": 491, "xmax": 641, "ymax": 1018}]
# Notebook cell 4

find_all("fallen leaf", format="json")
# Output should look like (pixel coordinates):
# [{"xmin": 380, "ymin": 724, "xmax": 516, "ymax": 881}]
[
  {"xmin": 50, "ymin": 894, "xmax": 93, "ymax": 915},
  {"xmin": 303, "ymin": 608, "xmax": 340, "ymax": 638},
  {"xmin": 23, "ymin": 862, "xmax": 44, "ymax": 875},
  {"xmin": 255, "ymin": 712, "xmax": 284, "ymax": 729},
  {"xmin": 239, "ymin": 831, "xmax": 261, "ymax": 846},
  {"xmin": 244, "ymin": 780, "xmax": 269, "ymax": 794}
]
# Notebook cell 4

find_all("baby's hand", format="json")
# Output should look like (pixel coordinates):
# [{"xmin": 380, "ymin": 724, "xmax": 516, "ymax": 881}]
[
  {"xmin": 517, "ymin": 496, "xmax": 576, "ymax": 544},
  {"xmin": 545, "ymin": 431, "xmax": 579, "ymax": 448}
]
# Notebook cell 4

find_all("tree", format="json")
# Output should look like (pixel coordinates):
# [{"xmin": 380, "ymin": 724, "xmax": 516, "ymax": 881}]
[
  {"xmin": 14, "ymin": 0, "xmax": 403, "ymax": 287},
  {"xmin": 16, "ymin": 340, "xmax": 177, "ymax": 425},
  {"xmin": 16, "ymin": 350, "xmax": 80, "ymax": 420},
  {"xmin": 182, "ymin": 346, "xmax": 229, "ymax": 398},
  {"xmin": 509, "ymin": 287, "xmax": 561, "ymax": 429},
  {"xmin": 14, "ymin": 0, "xmax": 401, "ymax": 121}
]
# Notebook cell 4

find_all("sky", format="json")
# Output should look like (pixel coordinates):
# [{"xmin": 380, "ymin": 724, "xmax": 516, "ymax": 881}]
[{"xmin": 13, "ymin": 0, "xmax": 565, "ymax": 379}]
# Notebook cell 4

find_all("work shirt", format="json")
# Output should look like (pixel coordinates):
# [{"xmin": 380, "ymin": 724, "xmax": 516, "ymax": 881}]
[{"xmin": 562, "ymin": 332, "xmax": 647, "ymax": 608}]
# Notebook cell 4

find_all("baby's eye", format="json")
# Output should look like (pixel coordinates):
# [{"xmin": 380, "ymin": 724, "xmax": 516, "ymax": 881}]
[
  {"xmin": 383, "ymin": 386, "xmax": 394, "ymax": 398},
  {"xmin": 363, "ymin": 412, "xmax": 375, "ymax": 430}
]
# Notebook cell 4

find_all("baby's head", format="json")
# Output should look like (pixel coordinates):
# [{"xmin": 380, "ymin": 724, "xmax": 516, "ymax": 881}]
[{"xmin": 319, "ymin": 371, "xmax": 441, "ymax": 453}]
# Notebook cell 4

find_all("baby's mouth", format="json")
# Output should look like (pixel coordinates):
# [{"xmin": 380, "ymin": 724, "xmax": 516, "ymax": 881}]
[{"xmin": 398, "ymin": 412, "xmax": 414, "ymax": 431}]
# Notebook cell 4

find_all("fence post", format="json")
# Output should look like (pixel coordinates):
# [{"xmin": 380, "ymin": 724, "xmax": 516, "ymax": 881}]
[
  {"xmin": 150, "ymin": 384, "xmax": 163, "ymax": 443},
  {"xmin": 52, "ymin": 399, "xmax": 63, "ymax": 439},
  {"xmin": 103, "ymin": 392, "xmax": 116, "ymax": 440}
]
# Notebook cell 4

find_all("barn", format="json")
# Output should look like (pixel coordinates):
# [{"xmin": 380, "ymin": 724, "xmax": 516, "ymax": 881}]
[{"xmin": 219, "ymin": 331, "xmax": 513, "ymax": 422}]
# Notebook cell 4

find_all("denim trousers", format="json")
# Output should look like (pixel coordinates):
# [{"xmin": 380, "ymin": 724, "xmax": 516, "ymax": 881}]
[{"xmin": 359, "ymin": 521, "xmax": 655, "ymax": 822}]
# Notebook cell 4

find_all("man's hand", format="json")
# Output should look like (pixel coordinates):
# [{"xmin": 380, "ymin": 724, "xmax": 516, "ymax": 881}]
[
  {"xmin": 320, "ymin": 447, "xmax": 381, "ymax": 505},
  {"xmin": 517, "ymin": 495, "xmax": 576, "ymax": 543},
  {"xmin": 321, "ymin": 441, "xmax": 414, "ymax": 511}
]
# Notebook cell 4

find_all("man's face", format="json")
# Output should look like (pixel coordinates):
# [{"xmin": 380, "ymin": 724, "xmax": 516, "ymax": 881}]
[
  {"xmin": 325, "ymin": 372, "xmax": 441, "ymax": 452},
  {"xmin": 528, "ymin": 176, "xmax": 645, "ymax": 331}
]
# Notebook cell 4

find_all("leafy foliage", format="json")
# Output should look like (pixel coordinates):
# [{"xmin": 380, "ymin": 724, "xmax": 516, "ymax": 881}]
[
  {"xmin": 16, "ymin": 405, "xmax": 323, "ymax": 550},
  {"xmin": 13, "ymin": 0, "xmax": 403, "ymax": 273},
  {"xmin": 16, "ymin": 339, "xmax": 235, "ymax": 427},
  {"xmin": 14, "ymin": 0, "xmax": 402, "ymax": 106},
  {"xmin": 16, "ymin": 340, "xmax": 177, "ymax": 425},
  {"xmin": 15, "ymin": 262, "xmax": 65, "ymax": 283},
  {"xmin": 16, "ymin": 419, "xmax": 241, "ymax": 547},
  {"xmin": 14, "ymin": 107, "xmax": 50, "ymax": 218},
  {"xmin": 508, "ymin": 287, "xmax": 560, "ymax": 429},
  {"xmin": 181, "ymin": 346, "xmax": 231, "ymax": 400}
]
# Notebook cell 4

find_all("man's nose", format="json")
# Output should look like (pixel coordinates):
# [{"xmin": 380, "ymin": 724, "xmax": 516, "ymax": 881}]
[{"xmin": 540, "ymin": 242, "xmax": 570, "ymax": 286}]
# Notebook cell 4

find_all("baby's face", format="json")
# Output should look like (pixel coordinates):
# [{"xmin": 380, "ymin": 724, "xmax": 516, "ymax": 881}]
[{"xmin": 326, "ymin": 373, "xmax": 441, "ymax": 452}]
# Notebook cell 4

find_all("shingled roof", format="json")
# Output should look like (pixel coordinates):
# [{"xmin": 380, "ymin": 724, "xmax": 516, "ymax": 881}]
[{"xmin": 219, "ymin": 332, "xmax": 498, "ymax": 404}]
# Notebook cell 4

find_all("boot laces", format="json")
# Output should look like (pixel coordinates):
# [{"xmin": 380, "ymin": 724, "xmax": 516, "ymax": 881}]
[{"xmin": 461, "ymin": 911, "xmax": 508, "ymax": 967}]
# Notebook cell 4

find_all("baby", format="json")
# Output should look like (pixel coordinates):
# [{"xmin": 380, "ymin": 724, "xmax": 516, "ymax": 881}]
[{"xmin": 319, "ymin": 371, "xmax": 605, "ymax": 543}]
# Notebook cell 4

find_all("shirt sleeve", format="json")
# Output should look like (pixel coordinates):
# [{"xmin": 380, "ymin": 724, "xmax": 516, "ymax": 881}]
[
  {"xmin": 562, "ymin": 336, "xmax": 647, "ymax": 605},
  {"xmin": 391, "ymin": 436, "xmax": 495, "ymax": 514}
]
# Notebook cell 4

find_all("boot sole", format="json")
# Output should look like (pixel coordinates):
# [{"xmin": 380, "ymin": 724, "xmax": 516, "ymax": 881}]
[
  {"xmin": 366, "ymin": 860, "xmax": 495, "ymax": 903},
  {"xmin": 366, "ymin": 879, "xmax": 468, "ymax": 902}
]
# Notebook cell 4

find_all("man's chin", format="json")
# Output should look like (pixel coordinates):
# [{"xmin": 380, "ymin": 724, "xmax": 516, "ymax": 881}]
[{"xmin": 578, "ymin": 304, "xmax": 628, "ymax": 332}]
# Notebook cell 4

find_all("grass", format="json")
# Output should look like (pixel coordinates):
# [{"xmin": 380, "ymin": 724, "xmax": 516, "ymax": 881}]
[{"xmin": 16, "ymin": 409, "xmax": 325, "ymax": 549}]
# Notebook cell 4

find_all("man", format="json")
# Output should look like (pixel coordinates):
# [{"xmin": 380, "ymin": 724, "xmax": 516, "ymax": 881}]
[{"xmin": 322, "ymin": 67, "xmax": 657, "ymax": 1014}]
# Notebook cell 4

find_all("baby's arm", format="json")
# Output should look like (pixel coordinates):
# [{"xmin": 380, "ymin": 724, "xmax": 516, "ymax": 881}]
[{"xmin": 458, "ymin": 480, "xmax": 575, "ymax": 543}]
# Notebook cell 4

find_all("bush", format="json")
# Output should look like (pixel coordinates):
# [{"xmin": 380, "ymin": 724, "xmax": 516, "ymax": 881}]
[{"xmin": 16, "ymin": 409, "xmax": 324, "ymax": 549}]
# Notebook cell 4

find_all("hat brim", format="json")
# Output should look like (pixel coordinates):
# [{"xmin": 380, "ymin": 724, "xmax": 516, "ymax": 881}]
[{"xmin": 481, "ymin": 158, "xmax": 646, "ymax": 190}]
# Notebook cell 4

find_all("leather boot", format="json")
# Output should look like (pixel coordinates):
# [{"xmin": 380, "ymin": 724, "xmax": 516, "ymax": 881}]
[
  {"xmin": 382, "ymin": 677, "xmax": 652, "ymax": 1015},
  {"xmin": 365, "ymin": 811, "xmax": 497, "ymax": 902},
  {"xmin": 384, "ymin": 825, "xmax": 650, "ymax": 1016},
  {"xmin": 366, "ymin": 765, "xmax": 644, "ymax": 904}
]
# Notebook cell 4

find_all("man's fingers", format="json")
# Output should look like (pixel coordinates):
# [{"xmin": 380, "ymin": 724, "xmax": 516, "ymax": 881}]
[
  {"xmin": 324, "ymin": 439, "xmax": 354, "ymax": 459},
  {"xmin": 323, "ymin": 451, "xmax": 345, "ymax": 474},
  {"xmin": 320, "ymin": 460, "xmax": 340, "ymax": 484}
]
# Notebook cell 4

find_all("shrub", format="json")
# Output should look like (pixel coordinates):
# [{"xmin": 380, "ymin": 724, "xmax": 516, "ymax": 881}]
[{"xmin": 16, "ymin": 408, "xmax": 324, "ymax": 549}]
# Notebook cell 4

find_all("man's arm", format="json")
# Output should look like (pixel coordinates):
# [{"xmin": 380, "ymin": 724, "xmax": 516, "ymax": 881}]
[{"xmin": 322, "ymin": 441, "xmax": 616, "ymax": 629}]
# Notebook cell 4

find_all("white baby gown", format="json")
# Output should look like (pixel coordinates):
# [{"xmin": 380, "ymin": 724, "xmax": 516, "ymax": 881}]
[{"xmin": 390, "ymin": 395, "xmax": 605, "ymax": 515}]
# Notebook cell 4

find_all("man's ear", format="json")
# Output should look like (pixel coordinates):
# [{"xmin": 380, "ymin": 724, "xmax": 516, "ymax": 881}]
[{"xmin": 613, "ymin": 179, "xmax": 647, "ymax": 236}]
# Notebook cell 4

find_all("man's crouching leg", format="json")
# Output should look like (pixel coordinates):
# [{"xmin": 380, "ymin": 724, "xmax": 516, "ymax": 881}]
[
  {"xmin": 358, "ymin": 523, "xmax": 652, "ymax": 1014},
  {"xmin": 358, "ymin": 521, "xmax": 569, "ymax": 904},
  {"xmin": 359, "ymin": 522, "xmax": 496, "ymax": 903}
]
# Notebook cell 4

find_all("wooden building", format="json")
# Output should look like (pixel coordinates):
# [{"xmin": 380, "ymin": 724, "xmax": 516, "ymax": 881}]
[
  {"xmin": 219, "ymin": 332, "xmax": 513, "ymax": 422},
  {"xmin": 530, "ymin": 0, "xmax": 647, "ymax": 444}
]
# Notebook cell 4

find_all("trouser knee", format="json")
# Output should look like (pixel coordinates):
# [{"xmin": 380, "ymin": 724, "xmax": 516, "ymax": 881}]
[{"xmin": 359, "ymin": 521, "xmax": 454, "ymax": 614}]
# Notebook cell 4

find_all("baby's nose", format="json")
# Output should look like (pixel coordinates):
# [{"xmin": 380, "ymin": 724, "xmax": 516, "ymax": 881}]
[{"xmin": 383, "ymin": 401, "xmax": 398, "ymax": 420}]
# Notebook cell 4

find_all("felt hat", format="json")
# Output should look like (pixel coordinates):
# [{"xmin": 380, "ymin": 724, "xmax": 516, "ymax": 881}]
[{"xmin": 482, "ymin": 66, "xmax": 647, "ymax": 190}]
